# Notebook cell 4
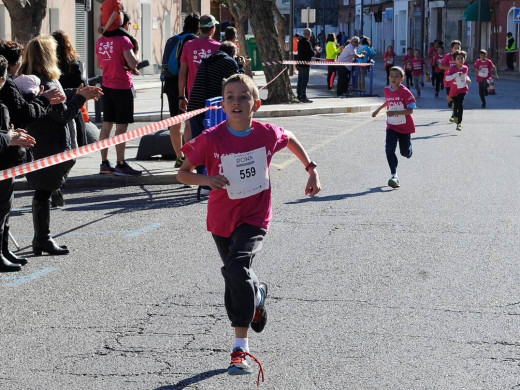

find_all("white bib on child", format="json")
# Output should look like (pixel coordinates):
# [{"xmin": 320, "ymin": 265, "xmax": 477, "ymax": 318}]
[
  {"xmin": 455, "ymin": 73, "xmax": 467, "ymax": 89},
  {"xmin": 478, "ymin": 67, "xmax": 489, "ymax": 78},
  {"xmin": 387, "ymin": 102, "xmax": 406, "ymax": 126},
  {"xmin": 221, "ymin": 147, "xmax": 270, "ymax": 199}
]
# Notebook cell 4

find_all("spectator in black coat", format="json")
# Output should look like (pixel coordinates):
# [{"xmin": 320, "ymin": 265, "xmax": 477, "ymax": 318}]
[
  {"xmin": 0, "ymin": 55, "xmax": 36, "ymax": 271},
  {"xmin": 296, "ymin": 28, "xmax": 315, "ymax": 103},
  {"xmin": 19, "ymin": 35, "xmax": 102, "ymax": 257}
]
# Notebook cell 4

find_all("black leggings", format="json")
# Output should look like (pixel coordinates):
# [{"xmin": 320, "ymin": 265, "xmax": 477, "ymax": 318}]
[
  {"xmin": 452, "ymin": 94, "xmax": 466, "ymax": 124},
  {"xmin": 34, "ymin": 189, "xmax": 53, "ymax": 201}
]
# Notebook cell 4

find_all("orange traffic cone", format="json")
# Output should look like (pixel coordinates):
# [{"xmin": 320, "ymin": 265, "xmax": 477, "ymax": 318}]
[{"xmin": 488, "ymin": 77, "xmax": 496, "ymax": 94}]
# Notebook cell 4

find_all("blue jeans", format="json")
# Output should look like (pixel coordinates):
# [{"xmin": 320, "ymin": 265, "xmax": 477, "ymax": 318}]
[
  {"xmin": 296, "ymin": 66, "xmax": 310, "ymax": 99},
  {"xmin": 385, "ymin": 129, "xmax": 412, "ymax": 175}
]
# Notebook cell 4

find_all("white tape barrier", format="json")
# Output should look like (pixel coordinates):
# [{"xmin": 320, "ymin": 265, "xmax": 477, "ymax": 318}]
[{"xmin": 0, "ymin": 107, "xmax": 213, "ymax": 182}]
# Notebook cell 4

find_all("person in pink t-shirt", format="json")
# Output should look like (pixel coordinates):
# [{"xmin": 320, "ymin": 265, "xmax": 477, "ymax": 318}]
[
  {"xmin": 445, "ymin": 50, "xmax": 471, "ymax": 130},
  {"xmin": 402, "ymin": 47, "xmax": 414, "ymax": 88},
  {"xmin": 408, "ymin": 49, "xmax": 429, "ymax": 97},
  {"xmin": 372, "ymin": 66, "xmax": 417, "ymax": 189},
  {"xmin": 383, "ymin": 45, "xmax": 396, "ymax": 85},
  {"xmin": 473, "ymin": 49, "xmax": 498, "ymax": 108},
  {"xmin": 432, "ymin": 46, "xmax": 445, "ymax": 97},
  {"xmin": 96, "ymin": 29, "xmax": 141, "ymax": 176},
  {"xmin": 439, "ymin": 40, "xmax": 462, "ymax": 108},
  {"xmin": 177, "ymin": 74, "xmax": 321, "ymax": 379}
]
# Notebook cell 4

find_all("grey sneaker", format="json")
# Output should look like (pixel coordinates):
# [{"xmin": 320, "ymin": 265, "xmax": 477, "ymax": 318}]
[
  {"xmin": 99, "ymin": 161, "xmax": 115, "ymax": 174},
  {"xmin": 115, "ymin": 161, "xmax": 142, "ymax": 176}
]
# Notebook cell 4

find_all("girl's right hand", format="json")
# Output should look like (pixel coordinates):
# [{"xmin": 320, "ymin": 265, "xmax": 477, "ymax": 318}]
[{"xmin": 207, "ymin": 175, "xmax": 230, "ymax": 191}]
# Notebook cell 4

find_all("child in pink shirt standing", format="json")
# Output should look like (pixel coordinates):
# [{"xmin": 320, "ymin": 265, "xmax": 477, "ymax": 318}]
[
  {"xmin": 408, "ymin": 49, "xmax": 429, "ymax": 97},
  {"xmin": 177, "ymin": 74, "xmax": 321, "ymax": 380},
  {"xmin": 383, "ymin": 45, "xmax": 396, "ymax": 86},
  {"xmin": 445, "ymin": 50, "xmax": 471, "ymax": 131},
  {"xmin": 473, "ymin": 49, "xmax": 498, "ymax": 108},
  {"xmin": 372, "ymin": 66, "xmax": 417, "ymax": 188}
]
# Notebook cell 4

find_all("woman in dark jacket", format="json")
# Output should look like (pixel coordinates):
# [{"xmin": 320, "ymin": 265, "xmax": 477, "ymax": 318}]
[
  {"xmin": 0, "ymin": 40, "xmax": 65, "ymax": 266},
  {"xmin": 52, "ymin": 30, "xmax": 89, "ymax": 147},
  {"xmin": 19, "ymin": 35, "xmax": 102, "ymax": 256},
  {"xmin": 0, "ymin": 55, "xmax": 36, "ymax": 271}
]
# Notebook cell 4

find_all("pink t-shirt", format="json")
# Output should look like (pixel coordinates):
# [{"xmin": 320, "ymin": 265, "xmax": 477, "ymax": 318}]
[
  {"xmin": 428, "ymin": 46, "xmax": 437, "ymax": 65},
  {"xmin": 446, "ymin": 65, "xmax": 469, "ymax": 97},
  {"xmin": 441, "ymin": 52, "xmax": 456, "ymax": 87},
  {"xmin": 181, "ymin": 120, "xmax": 289, "ymax": 237},
  {"xmin": 474, "ymin": 58, "xmax": 495, "ymax": 82},
  {"xmin": 384, "ymin": 85, "xmax": 416, "ymax": 134},
  {"xmin": 409, "ymin": 57, "xmax": 426, "ymax": 76},
  {"xmin": 96, "ymin": 35, "xmax": 133, "ymax": 89},
  {"xmin": 402, "ymin": 55, "xmax": 412, "ymax": 71},
  {"xmin": 433, "ymin": 54, "xmax": 444, "ymax": 73},
  {"xmin": 384, "ymin": 52, "xmax": 396, "ymax": 67},
  {"xmin": 180, "ymin": 38, "xmax": 221, "ymax": 94},
  {"xmin": 101, "ymin": 0, "xmax": 122, "ymax": 32}
]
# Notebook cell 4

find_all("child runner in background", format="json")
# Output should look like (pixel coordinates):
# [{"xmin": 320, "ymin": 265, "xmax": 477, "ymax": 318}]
[
  {"xmin": 402, "ymin": 47, "xmax": 414, "ymax": 88},
  {"xmin": 177, "ymin": 74, "xmax": 321, "ymax": 382},
  {"xmin": 445, "ymin": 50, "xmax": 471, "ymax": 131},
  {"xmin": 473, "ymin": 49, "xmax": 498, "ymax": 108},
  {"xmin": 439, "ymin": 40, "xmax": 461, "ymax": 109},
  {"xmin": 383, "ymin": 45, "xmax": 396, "ymax": 86},
  {"xmin": 409, "ymin": 49, "xmax": 429, "ymax": 97},
  {"xmin": 372, "ymin": 66, "xmax": 417, "ymax": 189},
  {"xmin": 432, "ymin": 46, "xmax": 445, "ymax": 97}
]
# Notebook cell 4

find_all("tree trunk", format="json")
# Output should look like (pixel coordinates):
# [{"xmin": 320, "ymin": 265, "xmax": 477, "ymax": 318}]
[
  {"xmin": 2, "ymin": 0, "xmax": 47, "ymax": 44},
  {"xmin": 229, "ymin": 0, "xmax": 296, "ymax": 104},
  {"xmin": 272, "ymin": 3, "xmax": 287, "ymax": 57}
]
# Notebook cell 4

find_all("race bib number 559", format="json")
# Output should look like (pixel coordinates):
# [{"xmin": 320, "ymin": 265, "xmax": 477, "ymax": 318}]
[{"xmin": 221, "ymin": 147, "xmax": 270, "ymax": 199}]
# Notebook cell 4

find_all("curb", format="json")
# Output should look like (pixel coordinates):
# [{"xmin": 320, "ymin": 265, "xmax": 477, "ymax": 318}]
[
  {"xmin": 14, "ymin": 173, "xmax": 181, "ymax": 191},
  {"xmin": 129, "ymin": 102, "xmax": 383, "ymax": 123}
]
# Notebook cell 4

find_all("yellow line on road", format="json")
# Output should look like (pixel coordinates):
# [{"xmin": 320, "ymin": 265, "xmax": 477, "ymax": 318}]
[{"xmin": 271, "ymin": 115, "xmax": 373, "ymax": 170}]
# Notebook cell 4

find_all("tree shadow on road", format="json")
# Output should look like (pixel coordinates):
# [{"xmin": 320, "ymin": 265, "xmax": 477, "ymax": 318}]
[
  {"xmin": 154, "ymin": 368, "xmax": 227, "ymax": 389},
  {"xmin": 285, "ymin": 186, "xmax": 392, "ymax": 204}
]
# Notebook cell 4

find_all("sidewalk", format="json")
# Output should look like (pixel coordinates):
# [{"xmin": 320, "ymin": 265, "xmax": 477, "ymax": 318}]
[{"xmin": 14, "ymin": 66, "xmax": 386, "ymax": 191}]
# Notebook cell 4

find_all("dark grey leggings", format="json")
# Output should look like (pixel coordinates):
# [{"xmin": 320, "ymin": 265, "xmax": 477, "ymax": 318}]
[{"xmin": 212, "ymin": 224, "xmax": 266, "ymax": 328}]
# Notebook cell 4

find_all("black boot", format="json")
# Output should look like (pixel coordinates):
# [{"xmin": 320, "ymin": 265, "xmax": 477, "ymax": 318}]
[
  {"xmin": 0, "ymin": 254, "xmax": 21, "ymax": 272},
  {"xmin": 2, "ymin": 221, "xmax": 28, "ymax": 265},
  {"xmin": 32, "ymin": 198, "xmax": 69, "ymax": 256}
]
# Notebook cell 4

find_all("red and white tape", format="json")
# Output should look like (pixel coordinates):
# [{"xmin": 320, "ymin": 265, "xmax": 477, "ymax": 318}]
[
  {"xmin": 262, "ymin": 60, "xmax": 372, "ymax": 67},
  {"xmin": 0, "ymin": 107, "xmax": 214, "ymax": 182}
]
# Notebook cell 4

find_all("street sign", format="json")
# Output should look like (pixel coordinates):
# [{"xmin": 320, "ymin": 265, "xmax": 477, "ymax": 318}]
[
  {"xmin": 301, "ymin": 8, "xmax": 316, "ymax": 24},
  {"xmin": 514, "ymin": 8, "xmax": 520, "ymax": 23}
]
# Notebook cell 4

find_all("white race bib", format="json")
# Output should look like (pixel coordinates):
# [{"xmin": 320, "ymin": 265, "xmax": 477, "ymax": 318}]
[
  {"xmin": 221, "ymin": 147, "xmax": 270, "ymax": 200},
  {"xmin": 387, "ymin": 57, "xmax": 394, "ymax": 64},
  {"xmin": 387, "ymin": 102, "xmax": 406, "ymax": 126},
  {"xmin": 455, "ymin": 73, "xmax": 466, "ymax": 89},
  {"xmin": 478, "ymin": 67, "xmax": 489, "ymax": 78}
]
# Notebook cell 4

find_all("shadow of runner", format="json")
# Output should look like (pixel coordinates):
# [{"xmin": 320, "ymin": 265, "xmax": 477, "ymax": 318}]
[
  {"xmin": 155, "ymin": 368, "xmax": 228, "ymax": 389},
  {"xmin": 285, "ymin": 186, "xmax": 391, "ymax": 204}
]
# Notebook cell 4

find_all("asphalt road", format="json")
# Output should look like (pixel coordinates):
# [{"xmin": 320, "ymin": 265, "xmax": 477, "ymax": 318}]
[{"xmin": 2, "ymin": 76, "xmax": 520, "ymax": 389}]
